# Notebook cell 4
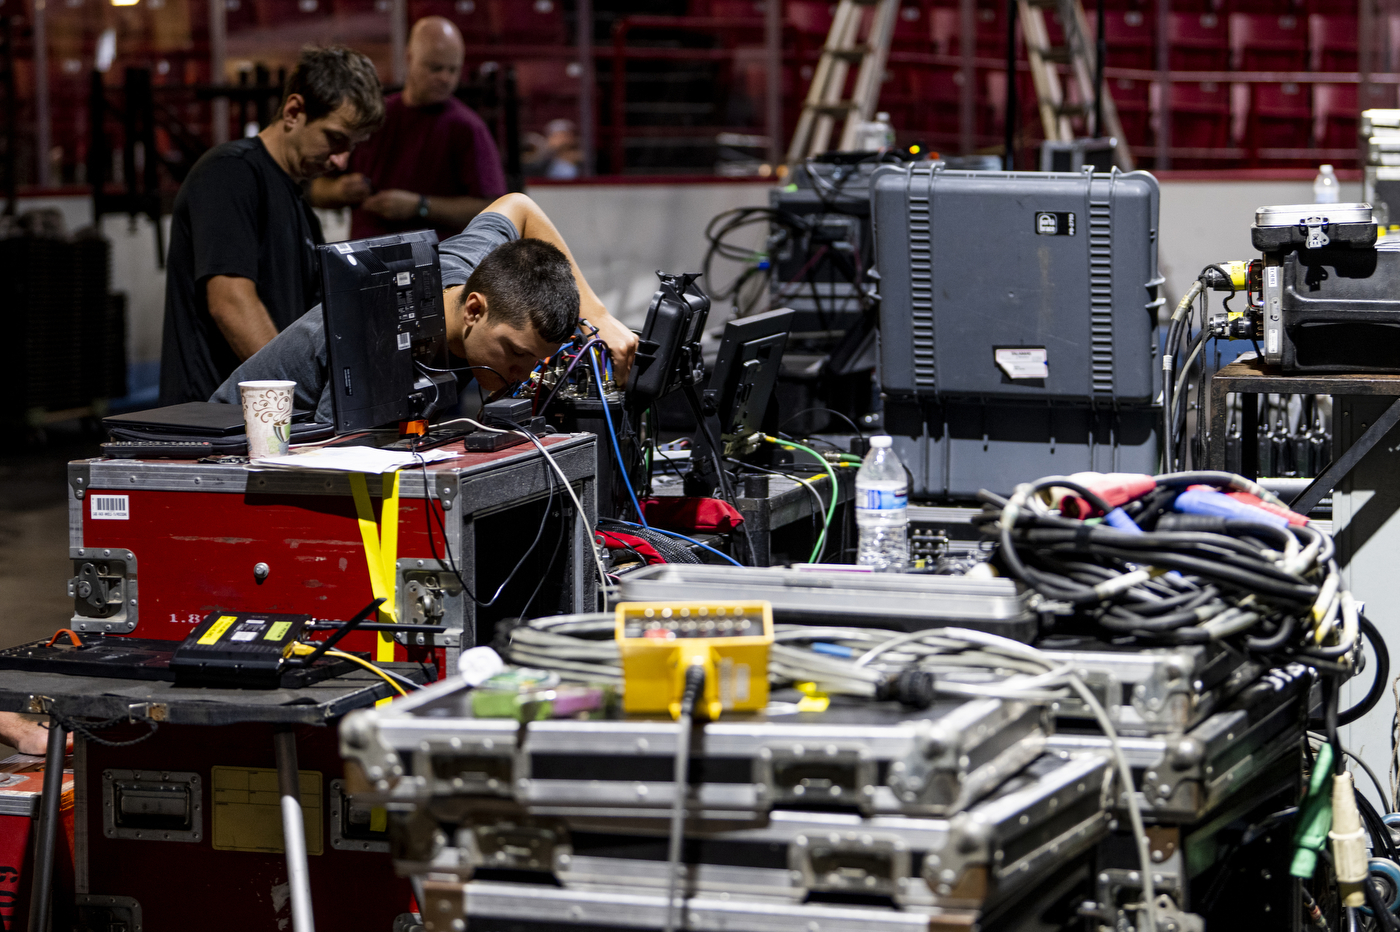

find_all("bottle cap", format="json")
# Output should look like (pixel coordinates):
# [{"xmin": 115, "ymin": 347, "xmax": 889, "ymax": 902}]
[{"xmin": 870, "ymin": 435, "xmax": 892, "ymax": 448}]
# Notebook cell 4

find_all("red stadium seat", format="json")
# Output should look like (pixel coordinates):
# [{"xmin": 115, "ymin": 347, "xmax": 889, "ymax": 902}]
[
  {"xmin": 408, "ymin": 0, "xmax": 494, "ymax": 42},
  {"xmin": 1229, "ymin": 13, "xmax": 1307, "ymax": 72},
  {"xmin": 1247, "ymin": 82, "xmax": 1311, "ymax": 150},
  {"xmin": 1110, "ymin": 76, "xmax": 1151, "ymax": 147},
  {"xmin": 923, "ymin": 3, "xmax": 1004, "ymax": 57},
  {"xmin": 928, "ymin": 7, "xmax": 957, "ymax": 54},
  {"xmin": 1095, "ymin": 9, "xmax": 1154, "ymax": 71},
  {"xmin": 1164, "ymin": 81, "xmax": 1231, "ymax": 149},
  {"xmin": 893, "ymin": 1, "xmax": 931, "ymax": 51},
  {"xmin": 489, "ymin": 0, "xmax": 564, "ymax": 45},
  {"xmin": 1309, "ymin": 14, "xmax": 1357, "ymax": 72},
  {"xmin": 1167, "ymin": 12, "xmax": 1228, "ymax": 72},
  {"xmin": 1313, "ymin": 83, "xmax": 1358, "ymax": 150}
]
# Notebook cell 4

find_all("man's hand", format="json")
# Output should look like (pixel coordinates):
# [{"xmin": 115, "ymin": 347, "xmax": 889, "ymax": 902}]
[
  {"xmin": 587, "ymin": 311, "xmax": 640, "ymax": 386},
  {"xmin": 307, "ymin": 173, "xmax": 372, "ymax": 209},
  {"xmin": 361, "ymin": 189, "xmax": 423, "ymax": 221},
  {"xmin": 0, "ymin": 712, "xmax": 72, "ymax": 756}
]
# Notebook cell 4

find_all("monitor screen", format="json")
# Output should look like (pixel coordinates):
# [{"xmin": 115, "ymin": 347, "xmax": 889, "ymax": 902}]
[
  {"xmin": 706, "ymin": 307, "xmax": 795, "ymax": 456},
  {"xmin": 318, "ymin": 230, "xmax": 458, "ymax": 433}
]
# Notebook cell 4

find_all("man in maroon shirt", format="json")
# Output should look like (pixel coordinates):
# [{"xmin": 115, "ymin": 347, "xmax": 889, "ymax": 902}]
[
  {"xmin": 310, "ymin": 17, "xmax": 641, "ymax": 381},
  {"xmin": 309, "ymin": 16, "xmax": 505, "ymax": 244}
]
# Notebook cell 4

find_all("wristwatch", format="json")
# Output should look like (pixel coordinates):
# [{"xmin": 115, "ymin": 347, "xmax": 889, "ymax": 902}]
[{"xmin": 417, "ymin": 195, "xmax": 430, "ymax": 219}]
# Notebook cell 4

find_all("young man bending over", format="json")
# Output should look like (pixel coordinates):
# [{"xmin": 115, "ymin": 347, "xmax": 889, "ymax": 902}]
[{"xmin": 212, "ymin": 193, "xmax": 638, "ymax": 419}]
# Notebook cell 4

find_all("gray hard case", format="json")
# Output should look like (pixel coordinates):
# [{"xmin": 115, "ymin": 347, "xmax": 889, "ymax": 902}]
[
  {"xmin": 1046, "ymin": 663, "xmax": 1310, "ymax": 822},
  {"xmin": 1033, "ymin": 637, "xmax": 1266, "ymax": 736},
  {"xmin": 341, "ymin": 680, "xmax": 1049, "ymax": 818},
  {"xmin": 872, "ymin": 164, "xmax": 1163, "ymax": 404},
  {"xmin": 1251, "ymin": 202, "xmax": 1376, "ymax": 252},
  {"xmin": 615, "ymin": 565, "xmax": 1037, "ymax": 640},
  {"xmin": 450, "ymin": 754, "xmax": 1109, "ymax": 908}
]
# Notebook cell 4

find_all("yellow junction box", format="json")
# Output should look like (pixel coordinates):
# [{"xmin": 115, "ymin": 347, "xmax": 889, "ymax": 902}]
[{"xmin": 615, "ymin": 601, "xmax": 774, "ymax": 720}]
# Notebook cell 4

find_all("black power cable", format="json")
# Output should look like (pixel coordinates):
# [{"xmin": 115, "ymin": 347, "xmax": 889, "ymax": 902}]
[{"xmin": 662, "ymin": 665, "xmax": 706, "ymax": 932}]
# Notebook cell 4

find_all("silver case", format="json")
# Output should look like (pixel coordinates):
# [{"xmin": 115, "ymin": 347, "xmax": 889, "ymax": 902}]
[
  {"xmin": 1253, "ymin": 203, "xmax": 1374, "ymax": 227},
  {"xmin": 1035, "ymin": 641, "xmax": 1266, "ymax": 736},
  {"xmin": 615, "ymin": 565, "xmax": 1036, "ymax": 641},
  {"xmin": 1046, "ymin": 664, "xmax": 1310, "ymax": 822},
  {"xmin": 510, "ymin": 754, "xmax": 1112, "ymax": 909},
  {"xmin": 340, "ymin": 676, "xmax": 1049, "ymax": 818}
]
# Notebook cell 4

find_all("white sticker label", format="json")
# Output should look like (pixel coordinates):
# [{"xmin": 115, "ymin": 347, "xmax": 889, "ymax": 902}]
[
  {"xmin": 995, "ymin": 347, "xmax": 1050, "ymax": 379},
  {"xmin": 334, "ymin": 243, "xmax": 353, "ymax": 254},
  {"xmin": 1267, "ymin": 328, "xmax": 1280, "ymax": 354},
  {"xmin": 231, "ymin": 631, "xmax": 259, "ymax": 641},
  {"xmin": 396, "ymin": 331, "xmax": 412, "ymax": 350},
  {"xmin": 90, "ymin": 494, "xmax": 129, "ymax": 520},
  {"xmin": 395, "ymin": 271, "xmax": 412, "ymax": 286},
  {"xmin": 1267, "ymin": 266, "xmax": 1279, "ymax": 288}
]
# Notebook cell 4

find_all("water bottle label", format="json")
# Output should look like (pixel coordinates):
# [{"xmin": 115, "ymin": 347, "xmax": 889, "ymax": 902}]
[{"xmin": 858, "ymin": 487, "xmax": 907, "ymax": 511}]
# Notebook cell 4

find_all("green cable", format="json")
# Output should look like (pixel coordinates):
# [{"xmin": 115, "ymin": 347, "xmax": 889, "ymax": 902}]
[
  {"xmin": 1290, "ymin": 741, "xmax": 1335, "ymax": 879},
  {"xmin": 764, "ymin": 435, "xmax": 839, "ymax": 563}
]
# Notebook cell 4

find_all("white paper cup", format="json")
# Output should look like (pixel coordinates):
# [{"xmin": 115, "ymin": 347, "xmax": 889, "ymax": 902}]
[{"xmin": 238, "ymin": 380, "xmax": 296, "ymax": 459}]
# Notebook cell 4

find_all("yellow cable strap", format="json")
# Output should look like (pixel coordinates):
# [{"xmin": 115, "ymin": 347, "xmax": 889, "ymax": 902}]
[{"xmin": 349, "ymin": 471, "xmax": 401, "ymax": 664}]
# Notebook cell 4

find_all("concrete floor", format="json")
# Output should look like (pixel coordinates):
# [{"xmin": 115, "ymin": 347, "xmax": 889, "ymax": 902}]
[{"xmin": 0, "ymin": 424, "xmax": 106, "ymax": 756}]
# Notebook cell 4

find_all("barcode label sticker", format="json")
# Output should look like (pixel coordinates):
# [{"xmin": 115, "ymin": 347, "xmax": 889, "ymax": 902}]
[
  {"xmin": 396, "ymin": 332, "xmax": 411, "ymax": 350},
  {"xmin": 90, "ymin": 495, "xmax": 129, "ymax": 520}
]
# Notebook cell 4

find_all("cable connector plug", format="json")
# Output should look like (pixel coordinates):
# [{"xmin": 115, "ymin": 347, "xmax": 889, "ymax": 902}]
[
  {"xmin": 679, "ymin": 663, "xmax": 706, "ymax": 720},
  {"xmin": 875, "ymin": 669, "xmax": 936, "ymax": 709},
  {"xmin": 1048, "ymin": 472, "xmax": 1156, "ymax": 519},
  {"xmin": 1330, "ymin": 771, "xmax": 1369, "ymax": 907},
  {"xmin": 1290, "ymin": 742, "xmax": 1335, "ymax": 879}
]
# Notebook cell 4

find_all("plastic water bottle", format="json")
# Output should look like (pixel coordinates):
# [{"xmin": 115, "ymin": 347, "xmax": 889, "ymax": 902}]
[
  {"xmin": 853, "ymin": 112, "xmax": 897, "ymax": 152},
  {"xmin": 1314, "ymin": 164, "xmax": 1339, "ymax": 204},
  {"xmin": 856, "ymin": 435, "xmax": 909, "ymax": 571}
]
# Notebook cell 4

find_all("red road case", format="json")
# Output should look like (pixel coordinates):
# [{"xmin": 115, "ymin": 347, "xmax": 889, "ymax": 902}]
[
  {"xmin": 0, "ymin": 754, "xmax": 74, "ymax": 932},
  {"xmin": 64, "ymin": 434, "xmax": 598, "ymax": 675},
  {"xmin": 76, "ymin": 721, "xmax": 405, "ymax": 932}
]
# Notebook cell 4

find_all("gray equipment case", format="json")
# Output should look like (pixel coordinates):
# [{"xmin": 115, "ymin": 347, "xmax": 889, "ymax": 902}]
[
  {"xmin": 1046, "ymin": 663, "xmax": 1310, "ymax": 822},
  {"xmin": 403, "ymin": 753, "xmax": 1109, "ymax": 930},
  {"xmin": 1033, "ymin": 637, "xmax": 1266, "ymax": 736},
  {"xmin": 615, "ymin": 565, "xmax": 1037, "ymax": 640},
  {"xmin": 343, "ymin": 680, "xmax": 1049, "ymax": 819},
  {"xmin": 872, "ymin": 164, "xmax": 1163, "ymax": 404},
  {"xmin": 431, "ymin": 873, "xmax": 1098, "ymax": 932}
]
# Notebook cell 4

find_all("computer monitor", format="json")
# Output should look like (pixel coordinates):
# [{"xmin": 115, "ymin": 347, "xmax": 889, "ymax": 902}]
[
  {"xmin": 705, "ymin": 307, "xmax": 795, "ymax": 456},
  {"xmin": 318, "ymin": 230, "xmax": 458, "ymax": 434}
]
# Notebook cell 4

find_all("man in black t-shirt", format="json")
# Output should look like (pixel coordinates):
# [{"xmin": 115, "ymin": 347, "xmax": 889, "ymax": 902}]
[{"xmin": 159, "ymin": 46, "xmax": 386, "ymax": 405}]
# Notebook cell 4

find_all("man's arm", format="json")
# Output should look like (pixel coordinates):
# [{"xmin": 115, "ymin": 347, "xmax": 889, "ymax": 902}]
[
  {"xmin": 306, "ymin": 174, "xmax": 373, "ymax": 209},
  {"xmin": 360, "ymin": 190, "xmax": 492, "ymax": 232},
  {"xmin": 207, "ymin": 275, "xmax": 280, "ymax": 362},
  {"xmin": 0, "ymin": 712, "xmax": 70, "ymax": 756},
  {"xmin": 483, "ymin": 193, "xmax": 641, "ymax": 384}
]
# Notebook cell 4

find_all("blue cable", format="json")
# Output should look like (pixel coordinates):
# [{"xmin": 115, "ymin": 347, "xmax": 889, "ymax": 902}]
[
  {"xmin": 589, "ymin": 347, "xmax": 649, "ymax": 527},
  {"xmin": 610, "ymin": 519, "xmax": 743, "ymax": 568}
]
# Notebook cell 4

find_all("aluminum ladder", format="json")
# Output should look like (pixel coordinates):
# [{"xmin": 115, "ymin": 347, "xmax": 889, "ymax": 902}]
[
  {"xmin": 785, "ymin": 0, "xmax": 900, "ymax": 162},
  {"xmin": 1018, "ymin": 0, "xmax": 1135, "ymax": 170}
]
